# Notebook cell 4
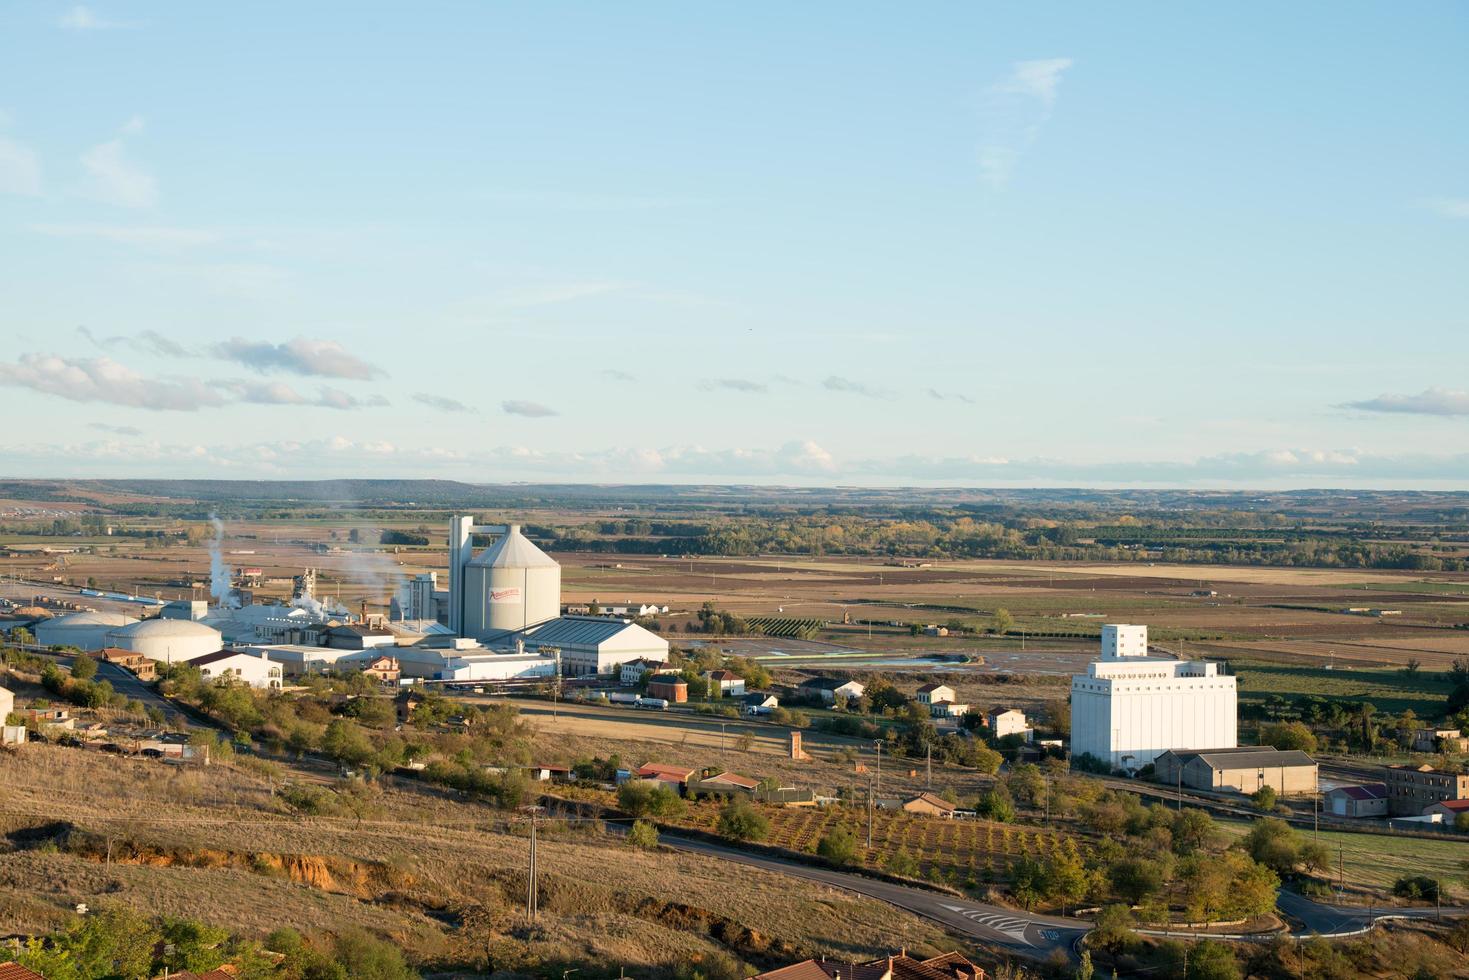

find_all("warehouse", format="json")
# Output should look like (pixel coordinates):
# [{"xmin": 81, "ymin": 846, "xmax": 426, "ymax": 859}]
[
  {"xmin": 1153, "ymin": 747, "xmax": 1318, "ymax": 796},
  {"xmin": 436, "ymin": 653, "xmax": 558, "ymax": 683},
  {"xmin": 515, "ymin": 615, "xmax": 669, "ymax": 677}
]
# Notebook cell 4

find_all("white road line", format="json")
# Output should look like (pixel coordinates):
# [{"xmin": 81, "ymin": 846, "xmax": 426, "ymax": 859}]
[{"xmin": 940, "ymin": 904, "xmax": 1033, "ymax": 945}]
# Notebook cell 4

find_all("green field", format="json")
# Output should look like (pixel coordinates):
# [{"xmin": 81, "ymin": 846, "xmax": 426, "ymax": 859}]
[
  {"xmin": 1218, "ymin": 819, "xmax": 1469, "ymax": 894},
  {"xmin": 1353, "ymin": 581, "xmax": 1469, "ymax": 596},
  {"xmin": 1226, "ymin": 659, "xmax": 1453, "ymax": 717}
]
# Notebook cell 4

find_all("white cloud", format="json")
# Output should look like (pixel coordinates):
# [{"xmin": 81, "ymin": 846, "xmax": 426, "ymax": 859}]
[
  {"xmin": 1342, "ymin": 387, "xmax": 1469, "ymax": 417},
  {"xmin": 213, "ymin": 337, "xmax": 385, "ymax": 380},
  {"xmin": 80, "ymin": 137, "xmax": 156, "ymax": 207},
  {"xmin": 412, "ymin": 392, "xmax": 476, "ymax": 413},
  {"xmin": 503, "ymin": 399, "xmax": 559, "ymax": 418},
  {"xmin": 978, "ymin": 58, "xmax": 1074, "ymax": 188},
  {"xmin": 59, "ymin": 5, "xmax": 125, "ymax": 29},
  {"xmin": 823, "ymin": 375, "xmax": 893, "ymax": 399},
  {"xmin": 0, "ymin": 135, "xmax": 41, "ymax": 196},
  {"xmin": 34, "ymin": 223, "xmax": 219, "ymax": 247},
  {"xmin": 0, "ymin": 353, "xmax": 223, "ymax": 411}
]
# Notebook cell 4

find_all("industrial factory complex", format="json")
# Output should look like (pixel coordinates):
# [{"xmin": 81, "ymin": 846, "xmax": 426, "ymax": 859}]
[{"xmin": 8, "ymin": 516, "xmax": 669, "ymax": 687}]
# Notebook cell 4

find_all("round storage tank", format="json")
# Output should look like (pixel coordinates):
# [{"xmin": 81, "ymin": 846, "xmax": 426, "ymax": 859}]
[
  {"xmin": 34, "ymin": 610, "xmax": 139, "ymax": 651},
  {"xmin": 110, "ymin": 618, "xmax": 223, "ymax": 664},
  {"xmin": 462, "ymin": 524, "xmax": 561, "ymax": 637}
]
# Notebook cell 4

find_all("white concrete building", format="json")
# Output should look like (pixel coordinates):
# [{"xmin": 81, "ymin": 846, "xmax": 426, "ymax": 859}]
[
  {"xmin": 436, "ymin": 653, "xmax": 558, "ymax": 683},
  {"xmin": 191, "ymin": 650, "xmax": 282, "ymax": 689},
  {"xmin": 0, "ymin": 684, "xmax": 14, "ymax": 721},
  {"xmin": 1070, "ymin": 624, "xmax": 1237, "ymax": 770},
  {"xmin": 916, "ymin": 683, "xmax": 956, "ymax": 705},
  {"xmin": 988, "ymin": 707, "xmax": 1031, "ymax": 740}
]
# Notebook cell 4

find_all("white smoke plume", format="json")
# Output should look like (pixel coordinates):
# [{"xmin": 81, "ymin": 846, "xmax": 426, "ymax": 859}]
[{"xmin": 206, "ymin": 511, "xmax": 239, "ymax": 608}]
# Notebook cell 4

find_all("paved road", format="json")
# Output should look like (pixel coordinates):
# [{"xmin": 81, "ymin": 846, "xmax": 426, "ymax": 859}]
[
  {"xmin": 1277, "ymin": 890, "xmax": 1466, "ymax": 937},
  {"xmin": 655, "ymin": 832, "xmax": 1088, "ymax": 958}
]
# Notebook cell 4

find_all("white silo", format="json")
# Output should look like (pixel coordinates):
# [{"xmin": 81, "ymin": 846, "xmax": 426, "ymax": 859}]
[
  {"xmin": 459, "ymin": 524, "xmax": 561, "ymax": 638},
  {"xmin": 109, "ymin": 618, "xmax": 224, "ymax": 665},
  {"xmin": 34, "ymin": 610, "xmax": 139, "ymax": 651}
]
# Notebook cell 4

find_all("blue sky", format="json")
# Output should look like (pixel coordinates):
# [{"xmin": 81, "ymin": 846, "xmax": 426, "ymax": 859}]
[{"xmin": 1, "ymin": 2, "xmax": 1466, "ymax": 486}]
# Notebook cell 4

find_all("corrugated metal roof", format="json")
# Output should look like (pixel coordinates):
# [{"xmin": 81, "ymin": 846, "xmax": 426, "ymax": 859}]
[{"xmin": 521, "ymin": 616, "xmax": 650, "ymax": 648}]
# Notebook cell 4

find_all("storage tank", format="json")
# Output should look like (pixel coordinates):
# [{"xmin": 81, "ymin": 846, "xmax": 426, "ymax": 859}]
[
  {"xmin": 34, "ymin": 610, "xmax": 139, "ymax": 651},
  {"xmin": 109, "ymin": 618, "xmax": 224, "ymax": 664},
  {"xmin": 461, "ymin": 524, "xmax": 561, "ymax": 638}
]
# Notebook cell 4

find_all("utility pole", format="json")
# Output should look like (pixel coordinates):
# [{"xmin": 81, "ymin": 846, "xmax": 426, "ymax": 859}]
[
  {"xmin": 874, "ymin": 740, "xmax": 882, "ymax": 795},
  {"xmin": 552, "ymin": 649, "xmax": 562, "ymax": 721},
  {"xmin": 1177, "ymin": 765, "xmax": 1183, "ymax": 812},
  {"xmin": 1338, "ymin": 841, "xmax": 1345, "ymax": 899},
  {"xmin": 1314, "ymin": 792, "xmax": 1319, "ymax": 841},
  {"xmin": 925, "ymin": 742, "xmax": 931, "ymax": 790},
  {"xmin": 720, "ymin": 722, "xmax": 727, "ymax": 759},
  {"xmin": 867, "ymin": 776, "xmax": 874, "ymax": 849}
]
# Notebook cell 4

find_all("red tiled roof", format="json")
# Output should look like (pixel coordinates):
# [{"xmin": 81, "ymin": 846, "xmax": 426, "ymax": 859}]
[
  {"xmin": 751, "ymin": 962, "xmax": 842, "ymax": 980},
  {"xmin": 0, "ymin": 963, "xmax": 49, "ymax": 980},
  {"xmin": 1434, "ymin": 798, "xmax": 1469, "ymax": 812},
  {"xmin": 702, "ymin": 771, "xmax": 760, "ymax": 789},
  {"xmin": 636, "ymin": 762, "xmax": 695, "ymax": 781}
]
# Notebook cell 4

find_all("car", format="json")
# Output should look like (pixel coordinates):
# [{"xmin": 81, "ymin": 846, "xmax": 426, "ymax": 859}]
[
  {"xmin": 99, "ymin": 743, "xmax": 126, "ymax": 754},
  {"xmin": 140, "ymin": 747, "xmax": 164, "ymax": 758}
]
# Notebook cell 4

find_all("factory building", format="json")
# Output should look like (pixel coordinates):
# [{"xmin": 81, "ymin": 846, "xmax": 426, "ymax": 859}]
[
  {"xmin": 1070, "ymin": 624, "xmax": 1238, "ymax": 770},
  {"xmin": 107, "ymin": 618, "xmax": 223, "ymax": 665},
  {"xmin": 445, "ymin": 515, "xmax": 669, "ymax": 676},
  {"xmin": 34, "ymin": 611, "xmax": 139, "ymax": 651},
  {"xmin": 392, "ymin": 571, "xmax": 449, "ymax": 624}
]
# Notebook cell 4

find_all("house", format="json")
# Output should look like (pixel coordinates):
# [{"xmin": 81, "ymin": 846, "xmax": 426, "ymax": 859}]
[
  {"xmin": 524, "ymin": 764, "xmax": 573, "ymax": 783},
  {"xmin": 742, "ymin": 692, "xmax": 780, "ymax": 716},
  {"xmin": 190, "ymin": 650, "xmax": 283, "ymax": 689},
  {"xmin": 646, "ymin": 674, "xmax": 688, "ymax": 703},
  {"xmin": 915, "ymin": 683, "xmax": 956, "ymax": 705},
  {"xmin": 620, "ymin": 657, "xmax": 668, "ymax": 685},
  {"xmin": 690, "ymin": 771, "xmax": 762, "ymax": 798},
  {"xmin": 704, "ymin": 669, "xmax": 746, "ymax": 697},
  {"xmin": 750, "ymin": 951, "xmax": 984, "ymax": 980},
  {"xmin": 1411, "ymin": 728, "xmax": 1469, "ymax": 754},
  {"xmin": 0, "ymin": 683, "xmax": 12, "ymax": 722},
  {"xmin": 1386, "ymin": 764, "xmax": 1469, "ymax": 816},
  {"xmin": 930, "ymin": 701, "xmax": 970, "ymax": 720},
  {"xmin": 96, "ymin": 647, "xmax": 157, "ymax": 680},
  {"xmin": 1424, "ymin": 798, "xmax": 1469, "ymax": 823},
  {"xmin": 923, "ymin": 625, "xmax": 949, "ymax": 637},
  {"xmin": 877, "ymin": 792, "xmax": 958, "ymax": 818},
  {"xmin": 1153, "ymin": 747, "xmax": 1318, "ymax": 796},
  {"xmin": 799, "ymin": 677, "xmax": 865, "ymax": 703},
  {"xmin": 0, "ymin": 964, "xmax": 50, "ymax": 980},
  {"xmin": 27, "ymin": 707, "xmax": 73, "ymax": 730},
  {"xmin": 988, "ymin": 707, "xmax": 1032, "ymax": 741},
  {"xmin": 1324, "ymin": 783, "xmax": 1389, "ymax": 818},
  {"xmin": 635, "ymin": 762, "xmax": 696, "ymax": 789},
  {"xmin": 358, "ymin": 654, "xmax": 401, "ymax": 685}
]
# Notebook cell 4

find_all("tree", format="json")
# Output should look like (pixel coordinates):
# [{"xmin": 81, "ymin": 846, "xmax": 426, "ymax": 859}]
[
  {"xmin": 1089, "ymin": 904, "xmax": 1137, "ymax": 955},
  {"xmin": 1110, "ymin": 857, "xmax": 1168, "ymax": 905},
  {"xmin": 618, "ymin": 781, "xmax": 685, "ymax": 818},
  {"xmin": 1250, "ymin": 785, "xmax": 1277, "ymax": 811},
  {"xmin": 1010, "ymin": 856, "xmax": 1046, "ymax": 910},
  {"xmin": 70, "ymin": 654, "xmax": 97, "ymax": 681},
  {"xmin": 1075, "ymin": 950, "xmax": 1094, "ymax": 980},
  {"xmin": 1044, "ymin": 845, "xmax": 1090, "ymax": 914},
  {"xmin": 321, "ymin": 719, "xmax": 374, "ymax": 769},
  {"xmin": 816, "ymin": 826, "xmax": 860, "ymax": 866},
  {"xmin": 717, "ymin": 800, "xmax": 770, "ymax": 842},
  {"xmin": 1181, "ymin": 941, "xmax": 1241, "ymax": 980},
  {"xmin": 991, "ymin": 608, "xmax": 1014, "ymax": 634},
  {"xmin": 1171, "ymin": 809, "xmax": 1218, "ymax": 854},
  {"xmin": 1258, "ymin": 720, "xmax": 1317, "ymax": 753},
  {"xmin": 627, "ymin": 819, "xmax": 660, "ymax": 849}
]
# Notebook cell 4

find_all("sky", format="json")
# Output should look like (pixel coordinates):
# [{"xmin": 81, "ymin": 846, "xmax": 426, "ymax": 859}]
[{"xmin": 1, "ymin": 2, "xmax": 1466, "ymax": 488}]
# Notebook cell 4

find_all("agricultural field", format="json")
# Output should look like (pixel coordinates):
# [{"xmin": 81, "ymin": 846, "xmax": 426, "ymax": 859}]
[
  {"xmin": 1216, "ymin": 819, "xmax": 1469, "ymax": 897},
  {"xmin": 673, "ymin": 803, "xmax": 1085, "ymax": 888},
  {"xmin": 1227, "ymin": 659, "xmax": 1456, "ymax": 718}
]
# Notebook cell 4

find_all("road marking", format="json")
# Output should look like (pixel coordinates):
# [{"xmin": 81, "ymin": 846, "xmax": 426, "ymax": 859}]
[{"xmin": 940, "ymin": 904, "xmax": 1033, "ymax": 945}]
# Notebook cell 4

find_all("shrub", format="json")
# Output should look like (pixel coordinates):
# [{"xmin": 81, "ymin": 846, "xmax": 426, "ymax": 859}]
[
  {"xmin": 617, "ymin": 780, "xmax": 685, "ymax": 818},
  {"xmin": 1392, "ymin": 875, "xmax": 1442, "ymax": 902},
  {"xmin": 815, "ymin": 826, "xmax": 860, "ymax": 866},
  {"xmin": 1250, "ymin": 785, "xmax": 1277, "ymax": 811},
  {"xmin": 627, "ymin": 819, "xmax": 660, "ymax": 850},
  {"xmin": 716, "ymin": 800, "xmax": 770, "ymax": 842}
]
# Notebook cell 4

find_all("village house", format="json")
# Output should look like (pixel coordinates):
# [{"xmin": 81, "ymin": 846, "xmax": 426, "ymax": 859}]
[
  {"xmin": 930, "ymin": 700, "xmax": 970, "ymax": 720},
  {"xmin": 877, "ymin": 792, "xmax": 958, "ymax": 818},
  {"xmin": 750, "ymin": 950, "xmax": 984, "ymax": 980},
  {"xmin": 635, "ymin": 762, "xmax": 697, "ymax": 791},
  {"xmin": 798, "ymin": 677, "xmax": 865, "ymax": 703},
  {"xmin": 703, "ymin": 669, "xmax": 746, "ymax": 697},
  {"xmin": 619, "ymin": 657, "xmax": 668, "ymax": 685},
  {"xmin": 915, "ymin": 683, "xmax": 955, "ymax": 705},
  {"xmin": 1154, "ymin": 747, "xmax": 1318, "ymax": 796},
  {"xmin": 96, "ymin": 647, "xmax": 157, "ymax": 680},
  {"xmin": 987, "ymin": 707, "xmax": 1032, "ymax": 741},
  {"xmin": 358, "ymin": 654, "xmax": 401, "ymax": 686},
  {"xmin": 191, "ymin": 650, "xmax": 283, "ymax": 689},
  {"xmin": 1411, "ymin": 728, "xmax": 1469, "ymax": 754},
  {"xmin": 689, "ymin": 771, "xmax": 762, "ymax": 799}
]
